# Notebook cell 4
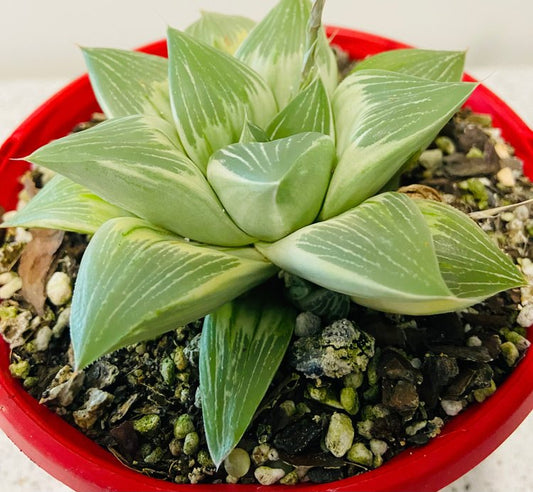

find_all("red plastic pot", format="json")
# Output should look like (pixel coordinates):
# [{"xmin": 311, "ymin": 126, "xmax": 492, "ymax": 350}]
[{"xmin": 0, "ymin": 27, "xmax": 532, "ymax": 492}]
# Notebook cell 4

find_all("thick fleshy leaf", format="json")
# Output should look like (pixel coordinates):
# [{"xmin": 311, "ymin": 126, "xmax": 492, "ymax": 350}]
[
  {"xmin": 235, "ymin": 0, "xmax": 337, "ymax": 108},
  {"xmin": 26, "ymin": 115, "xmax": 253, "ymax": 247},
  {"xmin": 207, "ymin": 132, "xmax": 335, "ymax": 241},
  {"xmin": 185, "ymin": 11, "xmax": 255, "ymax": 54},
  {"xmin": 167, "ymin": 27, "xmax": 277, "ymax": 171},
  {"xmin": 415, "ymin": 199, "xmax": 525, "ymax": 297},
  {"xmin": 200, "ymin": 290, "xmax": 295, "ymax": 467},
  {"xmin": 267, "ymin": 78, "xmax": 334, "ymax": 140},
  {"xmin": 352, "ymin": 49, "xmax": 466, "ymax": 82},
  {"xmin": 239, "ymin": 120, "xmax": 270, "ymax": 144},
  {"xmin": 71, "ymin": 218, "xmax": 276, "ymax": 369},
  {"xmin": 257, "ymin": 192, "xmax": 518, "ymax": 315},
  {"xmin": 0, "ymin": 175, "xmax": 130, "ymax": 234},
  {"xmin": 320, "ymin": 70, "xmax": 476, "ymax": 219},
  {"xmin": 82, "ymin": 48, "xmax": 172, "ymax": 122}
]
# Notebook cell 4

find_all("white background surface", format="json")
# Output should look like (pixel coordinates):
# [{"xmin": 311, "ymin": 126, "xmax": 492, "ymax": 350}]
[
  {"xmin": 0, "ymin": 1, "xmax": 532, "ymax": 490},
  {"xmin": 1, "ymin": 0, "xmax": 533, "ymax": 78}
]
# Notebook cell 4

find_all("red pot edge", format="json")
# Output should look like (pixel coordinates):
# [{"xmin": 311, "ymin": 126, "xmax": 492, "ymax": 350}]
[{"xmin": 0, "ymin": 27, "xmax": 531, "ymax": 492}]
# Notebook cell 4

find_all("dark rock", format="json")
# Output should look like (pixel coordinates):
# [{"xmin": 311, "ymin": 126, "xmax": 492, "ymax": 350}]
[
  {"xmin": 430, "ymin": 345, "xmax": 492, "ymax": 362},
  {"xmin": 423, "ymin": 354, "xmax": 459, "ymax": 387},
  {"xmin": 377, "ymin": 349, "xmax": 422, "ymax": 384},
  {"xmin": 445, "ymin": 368, "xmax": 476, "ymax": 399},
  {"xmin": 457, "ymin": 125, "xmax": 489, "ymax": 153},
  {"xmin": 273, "ymin": 417, "xmax": 323, "ymax": 454},
  {"xmin": 382, "ymin": 380, "xmax": 419, "ymax": 416},
  {"xmin": 482, "ymin": 334, "xmax": 502, "ymax": 359},
  {"xmin": 371, "ymin": 415, "xmax": 403, "ymax": 441},
  {"xmin": 424, "ymin": 313, "xmax": 464, "ymax": 345},
  {"xmin": 110, "ymin": 421, "xmax": 139, "ymax": 456},
  {"xmin": 307, "ymin": 467, "xmax": 344, "ymax": 483},
  {"xmin": 444, "ymin": 155, "xmax": 499, "ymax": 177}
]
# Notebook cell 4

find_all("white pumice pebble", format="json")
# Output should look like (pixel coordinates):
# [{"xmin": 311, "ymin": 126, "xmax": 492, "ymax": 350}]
[
  {"xmin": 514, "ymin": 205, "xmax": 530, "ymax": 221},
  {"xmin": 254, "ymin": 466, "xmax": 285, "ymax": 485},
  {"xmin": 0, "ymin": 276, "xmax": 23, "ymax": 299},
  {"xmin": 34, "ymin": 326, "xmax": 53, "ymax": 351},
  {"xmin": 441, "ymin": 399, "xmax": 465, "ymax": 416},
  {"xmin": 496, "ymin": 167, "xmax": 516, "ymax": 187},
  {"xmin": 46, "ymin": 272, "xmax": 72, "ymax": 306},
  {"xmin": 517, "ymin": 303, "xmax": 533, "ymax": 328},
  {"xmin": 0, "ymin": 271, "xmax": 18, "ymax": 286}
]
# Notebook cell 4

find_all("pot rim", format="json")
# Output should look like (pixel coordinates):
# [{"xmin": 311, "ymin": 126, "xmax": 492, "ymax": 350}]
[{"xmin": 0, "ymin": 26, "xmax": 532, "ymax": 492}]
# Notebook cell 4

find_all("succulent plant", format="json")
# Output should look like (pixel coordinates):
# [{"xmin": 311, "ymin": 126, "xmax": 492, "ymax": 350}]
[{"xmin": 3, "ymin": 0, "xmax": 524, "ymax": 467}]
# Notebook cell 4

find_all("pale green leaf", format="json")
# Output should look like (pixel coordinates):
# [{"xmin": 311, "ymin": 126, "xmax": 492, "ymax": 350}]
[
  {"xmin": 239, "ymin": 120, "xmax": 269, "ymax": 144},
  {"xmin": 71, "ymin": 218, "xmax": 277, "ymax": 369},
  {"xmin": 415, "ymin": 199, "xmax": 525, "ymax": 297},
  {"xmin": 320, "ymin": 70, "xmax": 476, "ymax": 219},
  {"xmin": 352, "ymin": 49, "xmax": 466, "ymax": 82},
  {"xmin": 82, "ymin": 47, "xmax": 172, "ymax": 122},
  {"xmin": 27, "ymin": 115, "xmax": 253, "ymax": 247},
  {"xmin": 267, "ymin": 78, "xmax": 334, "ymax": 140},
  {"xmin": 167, "ymin": 27, "xmax": 277, "ymax": 172},
  {"xmin": 235, "ymin": 0, "xmax": 337, "ymax": 108},
  {"xmin": 0, "ymin": 175, "xmax": 130, "ymax": 234},
  {"xmin": 257, "ymin": 192, "xmax": 515, "ymax": 315},
  {"xmin": 200, "ymin": 291, "xmax": 295, "ymax": 467},
  {"xmin": 185, "ymin": 11, "xmax": 255, "ymax": 54},
  {"xmin": 207, "ymin": 132, "xmax": 335, "ymax": 241}
]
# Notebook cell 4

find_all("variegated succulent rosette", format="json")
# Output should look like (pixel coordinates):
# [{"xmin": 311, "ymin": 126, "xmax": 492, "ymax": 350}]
[{"xmin": 2, "ymin": 0, "xmax": 524, "ymax": 467}]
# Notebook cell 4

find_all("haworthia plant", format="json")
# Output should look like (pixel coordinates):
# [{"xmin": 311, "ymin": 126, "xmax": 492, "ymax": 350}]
[{"xmin": 3, "ymin": 0, "xmax": 524, "ymax": 466}]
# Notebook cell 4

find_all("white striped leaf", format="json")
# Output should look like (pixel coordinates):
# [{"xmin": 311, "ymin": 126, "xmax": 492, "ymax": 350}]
[
  {"xmin": 71, "ymin": 218, "xmax": 277, "ymax": 369},
  {"xmin": 235, "ymin": 0, "xmax": 337, "ymax": 109},
  {"xmin": 207, "ymin": 132, "xmax": 335, "ymax": 241},
  {"xmin": 267, "ymin": 78, "xmax": 334, "ymax": 140},
  {"xmin": 352, "ymin": 49, "xmax": 466, "ymax": 82},
  {"xmin": 185, "ymin": 11, "xmax": 255, "ymax": 54},
  {"xmin": 257, "ymin": 192, "xmax": 521, "ymax": 315},
  {"xmin": 26, "ymin": 115, "xmax": 253, "ymax": 247},
  {"xmin": 167, "ymin": 28, "xmax": 277, "ymax": 172},
  {"xmin": 82, "ymin": 48, "xmax": 173, "ymax": 122},
  {"xmin": 320, "ymin": 70, "xmax": 476, "ymax": 219},
  {"xmin": 0, "ymin": 175, "xmax": 131, "ymax": 234},
  {"xmin": 415, "ymin": 199, "xmax": 525, "ymax": 298},
  {"xmin": 200, "ymin": 291, "xmax": 295, "ymax": 467}
]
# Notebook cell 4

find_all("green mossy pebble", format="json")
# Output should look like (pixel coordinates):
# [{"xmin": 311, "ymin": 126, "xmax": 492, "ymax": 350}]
[
  {"xmin": 501, "ymin": 341, "xmax": 519, "ymax": 366},
  {"xmin": 197, "ymin": 450, "xmax": 214, "ymax": 469},
  {"xmin": 224, "ymin": 448, "xmax": 251, "ymax": 478},
  {"xmin": 174, "ymin": 414, "xmax": 195, "ymax": 439},
  {"xmin": 280, "ymin": 470, "xmax": 299, "ymax": 485},
  {"xmin": 160, "ymin": 356, "xmax": 176, "ymax": 385},
  {"xmin": 435, "ymin": 136, "xmax": 456, "ymax": 154},
  {"xmin": 173, "ymin": 346, "xmax": 188, "ymax": 371},
  {"xmin": 9, "ymin": 360, "xmax": 30, "ymax": 379},
  {"xmin": 183, "ymin": 432, "xmax": 199, "ymax": 455},
  {"xmin": 144, "ymin": 446, "xmax": 164, "ymax": 464},
  {"xmin": 325, "ymin": 412, "xmax": 354, "ymax": 457},
  {"xmin": 473, "ymin": 379, "xmax": 497, "ymax": 403},
  {"xmin": 133, "ymin": 414, "xmax": 161, "ymax": 435},
  {"xmin": 169, "ymin": 438, "xmax": 183, "ymax": 457},
  {"xmin": 340, "ymin": 386, "xmax": 359, "ymax": 415},
  {"xmin": 347, "ymin": 442, "xmax": 373, "ymax": 467}
]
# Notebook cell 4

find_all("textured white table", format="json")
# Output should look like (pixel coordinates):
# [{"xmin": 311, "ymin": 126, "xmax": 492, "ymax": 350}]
[{"xmin": 0, "ymin": 71, "xmax": 532, "ymax": 492}]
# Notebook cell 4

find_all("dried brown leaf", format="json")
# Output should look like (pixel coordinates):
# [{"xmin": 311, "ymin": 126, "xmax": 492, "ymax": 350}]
[{"xmin": 19, "ymin": 229, "xmax": 64, "ymax": 314}]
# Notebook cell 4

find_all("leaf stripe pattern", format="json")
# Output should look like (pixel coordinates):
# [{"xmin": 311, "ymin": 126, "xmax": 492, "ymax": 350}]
[
  {"xmin": 83, "ymin": 48, "xmax": 173, "ymax": 122},
  {"xmin": 200, "ymin": 294, "xmax": 295, "ymax": 467},
  {"xmin": 27, "ymin": 115, "xmax": 254, "ymax": 246},
  {"xmin": 1, "ymin": 175, "xmax": 131, "ymax": 234},
  {"xmin": 321, "ymin": 70, "xmax": 476, "ymax": 219},
  {"xmin": 415, "ymin": 199, "xmax": 525, "ymax": 297},
  {"xmin": 71, "ymin": 218, "xmax": 277, "ymax": 369},
  {"xmin": 352, "ymin": 49, "xmax": 465, "ymax": 82},
  {"xmin": 167, "ymin": 28, "xmax": 278, "ymax": 172}
]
